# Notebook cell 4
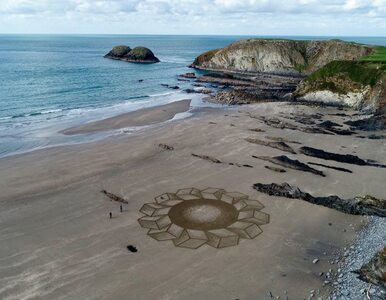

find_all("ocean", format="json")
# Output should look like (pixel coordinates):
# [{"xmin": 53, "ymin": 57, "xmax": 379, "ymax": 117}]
[{"xmin": 0, "ymin": 35, "xmax": 385, "ymax": 157}]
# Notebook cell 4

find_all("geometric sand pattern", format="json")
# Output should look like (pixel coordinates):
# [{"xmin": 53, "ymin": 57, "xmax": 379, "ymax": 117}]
[{"xmin": 138, "ymin": 188, "xmax": 270, "ymax": 249}]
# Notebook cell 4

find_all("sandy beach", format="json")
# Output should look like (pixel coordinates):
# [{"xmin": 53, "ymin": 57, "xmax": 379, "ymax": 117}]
[
  {"xmin": 0, "ymin": 101, "xmax": 385, "ymax": 300},
  {"xmin": 60, "ymin": 99, "xmax": 192, "ymax": 135}
]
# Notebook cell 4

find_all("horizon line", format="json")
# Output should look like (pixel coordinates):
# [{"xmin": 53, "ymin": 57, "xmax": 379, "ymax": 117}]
[{"xmin": 0, "ymin": 33, "xmax": 386, "ymax": 38}]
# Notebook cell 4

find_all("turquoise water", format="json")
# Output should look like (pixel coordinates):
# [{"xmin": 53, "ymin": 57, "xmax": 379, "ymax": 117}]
[{"xmin": 0, "ymin": 35, "xmax": 385, "ymax": 157}]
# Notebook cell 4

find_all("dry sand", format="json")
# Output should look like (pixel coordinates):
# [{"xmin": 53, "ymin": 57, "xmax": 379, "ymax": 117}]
[
  {"xmin": 0, "ymin": 102, "xmax": 385, "ymax": 300},
  {"xmin": 60, "ymin": 99, "xmax": 191, "ymax": 135}
]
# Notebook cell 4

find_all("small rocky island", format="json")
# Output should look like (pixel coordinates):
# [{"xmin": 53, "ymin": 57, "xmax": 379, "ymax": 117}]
[{"xmin": 104, "ymin": 45, "xmax": 160, "ymax": 63}]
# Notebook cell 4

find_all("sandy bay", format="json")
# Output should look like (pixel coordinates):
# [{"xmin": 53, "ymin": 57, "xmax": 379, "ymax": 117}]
[{"xmin": 1, "ymin": 101, "xmax": 385, "ymax": 299}]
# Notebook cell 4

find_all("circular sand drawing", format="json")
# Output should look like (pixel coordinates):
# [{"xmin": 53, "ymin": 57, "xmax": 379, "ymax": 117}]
[{"xmin": 138, "ymin": 188, "xmax": 270, "ymax": 249}]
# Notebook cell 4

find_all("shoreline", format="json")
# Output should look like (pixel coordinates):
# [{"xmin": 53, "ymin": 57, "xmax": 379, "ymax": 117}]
[
  {"xmin": 1, "ymin": 101, "xmax": 385, "ymax": 299},
  {"xmin": 60, "ymin": 99, "xmax": 192, "ymax": 135},
  {"xmin": 0, "ymin": 97, "xmax": 201, "ymax": 159}
]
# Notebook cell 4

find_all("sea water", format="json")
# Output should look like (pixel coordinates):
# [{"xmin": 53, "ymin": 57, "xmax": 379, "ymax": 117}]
[{"xmin": 0, "ymin": 35, "xmax": 385, "ymax": 157}]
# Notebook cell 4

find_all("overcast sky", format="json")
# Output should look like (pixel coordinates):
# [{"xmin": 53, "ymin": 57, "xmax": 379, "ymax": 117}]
[{"xmin": 0, "ymin": 0, "xmax": 385, "ymax": 35}]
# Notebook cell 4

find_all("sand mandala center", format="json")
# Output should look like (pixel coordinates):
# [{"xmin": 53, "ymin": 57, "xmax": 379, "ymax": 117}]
[
  {"xmin": 138, "ymin": 188, "xmax": 270, "ymax": 249},
  {"xmin": 169, "ymin": 199, "xmax": 239, "ymax": 230}
]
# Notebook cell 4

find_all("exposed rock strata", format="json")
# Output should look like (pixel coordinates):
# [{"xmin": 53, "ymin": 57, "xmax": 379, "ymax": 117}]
[
  {"xmin": 253, "ymin": 183, "xmax": 386, "ymax": 217},
  {"xmin": 196, "ymin": 72, "xmax": 300, "ymax": 104},
  {"xmin": 191, "ymin": 39, "xmax": 372, "ymax": 75}
]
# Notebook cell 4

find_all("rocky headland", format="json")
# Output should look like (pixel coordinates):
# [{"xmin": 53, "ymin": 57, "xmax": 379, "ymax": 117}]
[
  {"xmin": 104, "ymin": 45, "xmax": 160, "ymax": 63},
  {"xmin": 190, "ymin": 39, "xmax": 373, "ymax": 75},
  {"xmin": 187, "ymin": 39, "xmax": 386, "ymax": 129}
]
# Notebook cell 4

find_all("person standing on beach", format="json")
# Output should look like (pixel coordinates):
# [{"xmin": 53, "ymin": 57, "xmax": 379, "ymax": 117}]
[
  {"xmin": 109, "ymin": 212, "xmax": 112, "ymax": 219},
  {"xmin": 120, "ymin": 204, "xmax": 123, "ymax": 213}
]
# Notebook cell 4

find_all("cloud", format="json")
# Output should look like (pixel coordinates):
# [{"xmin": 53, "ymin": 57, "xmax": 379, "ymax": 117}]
[
  {"xmin": 0, "ymin": 0, "xmax": 385, "ymax": 35},
  {"xmin": 1, "ymin": 0, "xmax": 385, "ymax": 16}
]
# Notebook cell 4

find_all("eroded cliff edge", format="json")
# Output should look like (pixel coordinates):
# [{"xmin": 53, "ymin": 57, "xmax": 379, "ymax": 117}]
[{"xmin": 190, "ymin": 39, "xmax": 373, "ymax": 75}]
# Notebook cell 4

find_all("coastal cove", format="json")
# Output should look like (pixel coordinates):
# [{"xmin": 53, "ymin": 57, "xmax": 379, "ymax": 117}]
[
  {"xmin": 0, "ymin": 35, "xmax": 386, "ymax": 157},
  {"xmin": 1, "ymin": 101, "xmax": 385, "ymax": 299},
  {"xmin": 1, "ymin": 34, "xmax": 386, "ymax": 300}
]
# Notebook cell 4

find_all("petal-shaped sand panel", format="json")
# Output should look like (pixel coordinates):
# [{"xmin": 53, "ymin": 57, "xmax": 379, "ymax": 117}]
[
  {"xmin": 173, "ymin": 229, "xmax": 208, "ymax": 249},
  {"xmin": 207, "ymin": 229, "xmax": 239, "ymax": 248},
  {"xmin": 201, "ymin": 187, "xmax": 225, "ymax": 200}
]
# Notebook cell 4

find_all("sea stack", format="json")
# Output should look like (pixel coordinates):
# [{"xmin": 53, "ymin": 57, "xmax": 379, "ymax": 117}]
[{"xmin": 104, "ymin": 45, "xmax": 160, "ymax": 63}]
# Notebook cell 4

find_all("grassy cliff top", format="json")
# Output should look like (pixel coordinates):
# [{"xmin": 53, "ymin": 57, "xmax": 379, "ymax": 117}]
[
  {"xmin": 306, "ymin": 60, "xmax": 386, "ymax": 88},
  {"xmin": 360, "ymin": 46, "xmax": 386, "ymax": 62}
]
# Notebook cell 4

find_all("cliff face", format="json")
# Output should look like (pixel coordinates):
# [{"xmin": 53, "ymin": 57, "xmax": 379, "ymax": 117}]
[
  {"xmin": 295, "ymin": 61, "xmax": 386, "ymax": 113},
  {"xmin": 191, "ymin": 39, "xmax": 373, "ymax": 75}
]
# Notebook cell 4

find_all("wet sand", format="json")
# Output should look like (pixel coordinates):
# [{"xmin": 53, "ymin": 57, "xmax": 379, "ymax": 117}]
[
  {"xmin": 0, "ymin": 102, "xmax": 385, "ymax": 299},
  {"xmin": 60, "ymin": 99, "xmax": 191, "ymax": 135}
]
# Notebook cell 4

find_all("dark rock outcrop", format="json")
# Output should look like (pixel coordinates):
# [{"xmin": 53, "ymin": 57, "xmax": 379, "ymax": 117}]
[
  {"xmin": 252, "ymin": 155, "xmax": 325, "ymax": 177},
  {"xmin": 264, "ymin": 166, "xmax": 287, "ymax": 173},
  {"xmin": 307, "ymin": 162, "xmax": 353, "ymax": 173},
  {"xmin": 178, "ymin": 72, "xmax": 196, "ymax": 79},
  {"xmin": 158, "ymin": 144, "xmax": 174, "ymax": 151},
  {"xmin": 245, "ymin": 138, "xmax": 296, "ymax": 154},
  {"xmin": 345, "ymin": 115, "xmax": 386, "ymax": 131},
  {"xmin": 257, "ymin": 116, "xmax": 333, "ymax": 135},
  {"xmin": 265, "ymin": 136, "xmax": 302, "ymax": 145},
  {"xmin": 192, "ymin": 153, "xmax": 222, "ymax": 163},
  {"xmin": 197, "ymin": 72, "xmax": 301, "ymax": 105},
  {"xmin": 101, "ymin": 190, "xmax": 129, "ymax": 204},
  {"xmin": 253, "ymin": 182, "xmax": 386, "ymax": 217},
  {"xmin": 300, "ymin": 146, "xmax": 386, "ymax": 168},
  {"xmin": 104, "ymin": 45, "xmax": 160, "ymax": 63},
  {"xmin": 353, "ymin": 247, "xmax": 386, "ymax": 289}
]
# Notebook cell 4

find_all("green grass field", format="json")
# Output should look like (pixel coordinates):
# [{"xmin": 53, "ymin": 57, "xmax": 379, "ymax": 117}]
[{"xmin": 360, "ymin": 46, "xmax": 386, "ymax": 62}]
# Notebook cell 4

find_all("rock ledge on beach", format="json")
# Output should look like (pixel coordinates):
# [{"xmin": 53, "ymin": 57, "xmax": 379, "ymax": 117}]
[{"xmin": 104, "ymin": 45, "xmax": 160, "ymax": 63}]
